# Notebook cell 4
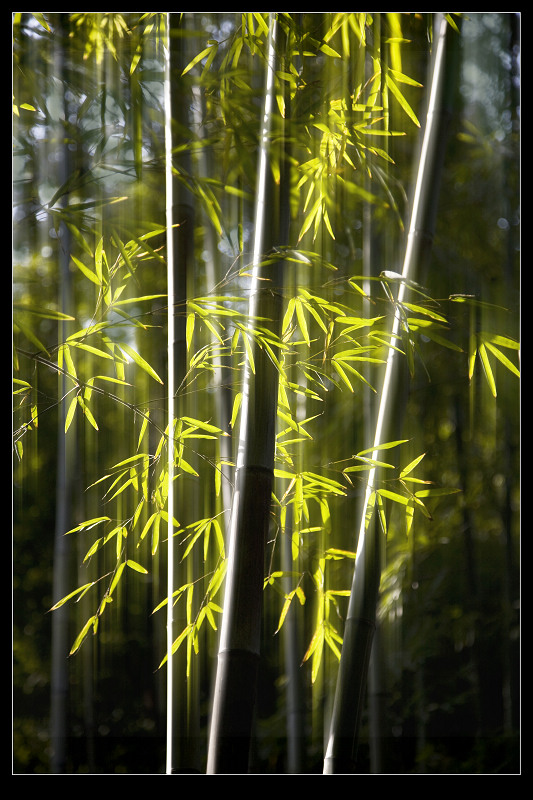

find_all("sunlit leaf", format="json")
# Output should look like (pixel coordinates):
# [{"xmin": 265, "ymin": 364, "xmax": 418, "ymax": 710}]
[
  {"xmin": 69, "ymin": 615, "xmax": 98, "ymax": 656},
  {"xmin": 49, "ymin": 582, "xmax": 96, "ymax": 611},
  {"xmin": 64, "ymin": 396, "xmax": 78, "ymax": 433},
  {"xmin": 484, "ymin": 341, "xmax": 520, "ymax": 378},
  {"xmin": 71, "ymin": 254, "xmax": 101, "ymax": 286},
  {"xmin": 478, "ymin": 342, "xmax": 497, "ymax": 397},
  {"xmin": 118, "ymin": 342, "xmax": 164, "ymax": 384},
  {"xmin": 399, "ymin": 452, "xmax": 425, "ymax": 478},
  {"xmin": 385, "ymin": 71, "xmax": 420, "ymax": 127}
]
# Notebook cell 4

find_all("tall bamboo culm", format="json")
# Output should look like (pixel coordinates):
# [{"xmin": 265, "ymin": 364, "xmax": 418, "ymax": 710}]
[
  {"xmin": 206, "ymin": 14, "xmax": 289, "ymax": 773},
  {"xmin": 323, "ymin": 14, "xmax": 462, "ymax": 774}
]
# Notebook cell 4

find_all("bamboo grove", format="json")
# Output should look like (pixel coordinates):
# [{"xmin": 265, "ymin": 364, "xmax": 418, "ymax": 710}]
[{"xmin": 13, "ymin": 13, "xmax": 520, "ymax": 774}]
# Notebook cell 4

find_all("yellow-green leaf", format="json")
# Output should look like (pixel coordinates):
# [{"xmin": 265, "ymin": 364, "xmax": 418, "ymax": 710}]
[
  {"xmin": 70, "ymin": 615, "xmax": 98, "ymax": 655},
  {"xmin": 126, "ymin": 559, "xmax": 148, "ymax": 574},
  {"xmin": 119, "ymin": 342, "xmax": 163, "ymax": 384},
  {"xmin": 65, "ymin": 396, "xmax": 78, "ymax": 433},
  {"xmin": 399, "ymin": 452, "xmax": 426, "ymax": 479},
  {"xmin": 49, "ymin": 582, "xmax": 95, "ymax": 611},
  {"xmin": 478, "ymin": 342, "xmax": 497, "ymax": 397}
]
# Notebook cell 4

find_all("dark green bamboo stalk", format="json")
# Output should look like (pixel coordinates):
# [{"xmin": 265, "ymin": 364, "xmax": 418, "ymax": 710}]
[
  {"xmin": 50, "ymin": 15, "xmax": 75, "ymax": 774},
  {"xmin": 191, "ymin": 84, "xmax": 234, "ymax": 534},
  {"xmin": 323, "ymin": 14, "xmax": 462, "ymax": 774},
  {"xmin": 206, "ymin": 14, "xmax": 288, "ymax": 774},
  {"xmin": 282, "ymin": 505, "xmax": 305, "ymax": 773}
]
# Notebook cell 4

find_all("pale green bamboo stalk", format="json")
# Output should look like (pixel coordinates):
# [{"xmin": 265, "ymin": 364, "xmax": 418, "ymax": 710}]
[
  {"xmin": 164, "ymin": 13, "xmax": 175, "ymax": 775},
  {"xmin": 323, "ymin": 14, "xmax": 459, "ymax": 774},
  {"xmin": 206, "ymin": 14, "xmax": 287, "ymax": 773}
]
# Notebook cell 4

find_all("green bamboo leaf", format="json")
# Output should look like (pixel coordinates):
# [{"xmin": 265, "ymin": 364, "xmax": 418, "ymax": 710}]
[
  {"xmin": 77, "ymin": 396, "xmax": 99, "ymax": 431},
  {"xmin": 177, "ymin": 457, "xmax": 199, "ymax": 477},
  {"xmin": 205, "ymin": 601, "xmax": 223, "ymax": 630},
  {"xmin": 319, "ymin": 41, "xmax": 342, "ymax": 58},
  {"xmin": 375, "ymin": 492, "xmax": 388, "ymax": 536},
  {"xmin": 172, "ymin": 625, "xmax": 194, "ymax": 655},
  {"xmin": 399, "ymin": 452, "xmax": 426, "ymax": 478},
  {"xmin": 377, "ymin": 488, "xmax": 409, "ymax": 505},
  {"xmin": 275, "ymin": 590, "xmax": 298, "ymax": 634},
  {"xmin": 481, "ymin": 332, "xmax": 520, "ymax": 350},
  {"xmin": 325, "ymin": 548, "xmax": 357, "ymax": 560},
  {"xmin": 93, "ymin": 375, "xmax": 130, "ymax": 387},
  {"xmin": 29, "ymin": 12, "xmax": 51, "ymax": 32},
  {"xmin": 113, "ymin": 294, "xmax": 166, "ymax": 307},
  {"xmin": 241, "ymin": 329, "xmax": 255, "ymax": 374},
  {"xmin": 478, "ymin": 342, "xmax": 497, "ymax": 397},
  {"xmin": 95, "ymin": 237, "xmax": 104, "ymax": 283},
  {"xmin": 151, "ymin": 514, "xmax": 160, "ymax": 555},
  {"xmin": 119, "ymin": 342, "xmax": 163, "ymax": 384},
  {"xmin": 186, "ymin": 312, "xmax": 195, "ymax": 351},
  {"xmin": 64, "ymin": 396, "xmax": 78, "ymax": 433},
  {"xmin": 83, "ymin": 538, "xmax": 103, "ymax": 562},
  {"xmin": 343, "ymin": 456, "xmax": 395, "ymax": 473},
  {"xmin": 298, "ymin": 195, "xmax": 322, "ymax": 241},
  {"xmin": 405, "ymin": 501, "xmax": 415, "ymax": 537},
  {"xmin": 418, "ymin": 327, "xmax": 463, "ymax": 352},
  {"xmin": 65, "ymin": 516, "xmax": 110, "ymax": 535},
  {"xmin": 334, "ymin": 315, "xmax": 385, "ymax": 329},
  {"xmin": 484, "ymin": 341, "xmax": 520, "ymax": 378},
  {"xmin": 468, "ymin": 334, "xmax": 477, "ymax": 380},
  {"xmin": 13, "ymin": 303, "xmax": 75, "ymax": 321},
  {"xmin": 109, "ymin": 453, "xmax": 148, "ymax": 470},
  {"xmin": 182, "ymin": 416, "xmax": 227, "ymax": 435},
  {"xmin": 139, "ymin": 512, "xmax": 159, "ymax": 543},
  {"xmin": 231, "ymin": 392, "xmax": 242, "ymax": 429},
  {"xmin": 181, "ymin": 42, "xmax": 218, "ymax": 76},
  {"xmin": 69, "ymin": 615, "xmax": 98, "ymax": 656},
  {"xmin": 385, "ymin": 72, "xmax": 420, "ymax": 127},
  {"xmin": 63, "ymin": 344, "xmax": 77, "ymax": 379},
  {"xmin": 137, "ymin": 411, "xmax": 150, "ymax": 451},
  {"xmin": 324, "ymin": 621, "xmax": 343, "ymax": 660},
  {"xmin": 109, "ymin": 561, "xmax": 126, "ymax": 596},
  {"xmin": 402, "ymin": 302, "xmax": 447, "ymax": 322},
  {"xmin": 295, "ymin": 298, "xmax": 310, "ymax": 345},
  {"xmin": 71, "ymin": 254, "xmax": 101, "ymax": 286},
  {"xmin": 111, "ymin": 230, "xmax": 137, "ymax": 279},
  {"xmin": 49, "ymin": 582, "xmax": 96, "ymax": 611},
  {"xmin": 69, "ymin": 342, "xmax": 113, "ymax": 360},
  {"xmin": 357, "ymin": 439, "xmax": 409, "ymax": 458},
  {"xmin": 309, "ymin": 628, "xmax": 325, "ymax": 684},
  {"xmin": 14, "ymin": 318, "xmax": 50, "ymax": 356},
  {"xmin": 282, "ymin": 297, "xmax": 296, "ymax": 335},
  {"xmin": 83, "ymin": 404, "xmax": 99, "ymax": 431},
  {"xmin": 388, "ymin": 67, "xmax": 423, "ymax": 88},
  {"xmin": 332, "ymin": 358, "xmax": 353, "ymax": 392}
]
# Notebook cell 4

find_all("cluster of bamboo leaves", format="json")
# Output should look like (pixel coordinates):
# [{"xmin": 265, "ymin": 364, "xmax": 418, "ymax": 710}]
[{"xmin": 13, "ymin": 12, "xmax": 519, "ymax": 683}]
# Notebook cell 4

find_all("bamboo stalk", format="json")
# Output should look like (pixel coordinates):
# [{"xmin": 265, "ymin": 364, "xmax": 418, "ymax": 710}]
[
  {"xmin": 50, "ymin": 15, "xmax": 74, "ymax": 773},
  {"xmin": 164, "ymin": 14, "xmax": 175, "ymax": 774},
  {"xmin": 323, "ymin": 14, "xmax": 461, "ymax": 774},
  {"xmin": 206, "ymin": 14, "xmax": 287, "ymax": 773}
]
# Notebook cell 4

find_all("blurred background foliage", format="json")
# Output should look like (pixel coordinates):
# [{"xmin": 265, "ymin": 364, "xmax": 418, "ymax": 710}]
[{"xmin": 13, "ymin": 12, "xmax": 519, "ymax": 773}]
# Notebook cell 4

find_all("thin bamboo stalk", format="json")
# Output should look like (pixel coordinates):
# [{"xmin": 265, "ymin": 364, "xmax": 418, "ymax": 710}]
[
  {"xmin": 164, "ymin": 14, "xmax": 175, "ymax": 774},
  {"xmin": 165, "ymin": 13, "xmax": 199, "ymax": 773},
  {"xmin": 50, "ymin": 16, "xmax": 74, "ymax": 773},
  {"xmin": 323, "ymin": 14, "xmax": 461, "ymax": 774}
]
